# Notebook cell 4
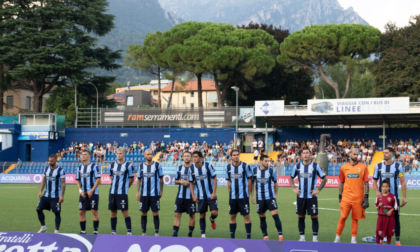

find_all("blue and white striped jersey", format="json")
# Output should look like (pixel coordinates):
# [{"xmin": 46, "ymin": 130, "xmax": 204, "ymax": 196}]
[
  {"xmin": 189, "ymin": 162, "xmax": 216, "ymax": 200},
  {"xmin": 252, "ymin": 166, "xmax": 277, "ymax": 200},
  {"xmin": 373, "ymin": 161, "xmax": 403, "ymax": 199},
  {"xmin": 109, "ymin": 162, "xmax": 134, "ymax": 195},
  {"xmin": 175, "ymin": 164, "xmax": 195, "ymax": 199},
  {"xmin": 43, "ymin": 166, "xmax": 66, "ymax": 198},
  {"xmin": 138, "ymin": 162, "xmax": 163, "ymax": 197},
  {"xmin": 290, "ymin": 162, "xmax": 326, "ymax": 199},
  {"xmin": 76, "ymin": 162, "xmax": 101, "ymax": 195},
  {"xmin": 225, "ymin": 162, "xmax": 252, "ymax": 199}
]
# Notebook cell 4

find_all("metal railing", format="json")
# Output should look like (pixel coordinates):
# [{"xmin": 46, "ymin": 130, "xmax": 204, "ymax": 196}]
[{"xmin": 76, "ymin": 106, "xmax": 100, "ymax": 128}]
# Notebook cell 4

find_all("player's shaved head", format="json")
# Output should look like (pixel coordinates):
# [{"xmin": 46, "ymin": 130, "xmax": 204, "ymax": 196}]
[{"xmin": 145, "ymin": 149, "xmax": 153, "ymax": 154}]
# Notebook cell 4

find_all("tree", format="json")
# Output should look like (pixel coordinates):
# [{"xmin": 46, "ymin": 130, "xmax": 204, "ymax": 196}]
[
  {"xmin": 0, "ymin": 0, "xmax": 121, "ymax": 112},
  {"xmin": 125, "ymin": 31, "xmax": 168, "ymax": 107},
  {"xmin": 44, "ymin": 86, "xmax": 88, "ymax": 128},
  {"xmin": 279, "ymin": 24, "xmax": 381, "ymax": 98},
  {"xmin": 370, "ymin": 16, "xmax": 420, "ymax": 99},
  {"xmin": 315, "ymin": 61, "xmax": 375, "ymax": 99},
  {"xmin": 237, "ymin": 23, "xmax": 313, "ymax": 105}
]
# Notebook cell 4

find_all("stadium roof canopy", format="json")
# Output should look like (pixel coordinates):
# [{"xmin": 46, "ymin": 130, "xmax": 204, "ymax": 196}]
[{"xmin": 262, "ymin": 103, "xmax": 420, "ymax": 127}]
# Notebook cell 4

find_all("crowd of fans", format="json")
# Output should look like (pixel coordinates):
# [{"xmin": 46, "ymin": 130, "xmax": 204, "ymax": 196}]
[{"xmin": 56, "ymin": 138, "xmax": 420, "ymax": 172}]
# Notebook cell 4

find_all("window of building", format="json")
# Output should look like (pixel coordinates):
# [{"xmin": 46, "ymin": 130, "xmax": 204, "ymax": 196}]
[
  {"xmin": 183, "ymin": 97, "xmax": 186, "ymax": 105},
  {"xmin": 126, "ymin": 96, "xmax": 134, "ymax": 106},
  {"xmin": 190, "ymin": 103, "xmax": 194, "ymax": 108},
  {"xmin": 190, "ymin": 91, "xmax": 194, "ymax": 98},
  {"xmin": 26, "ymin": 96, "xmax": 31, "ymax": 110},
  {"xmin": 6, "ymin": 96, "xmax": 13, "ymax": 109}
]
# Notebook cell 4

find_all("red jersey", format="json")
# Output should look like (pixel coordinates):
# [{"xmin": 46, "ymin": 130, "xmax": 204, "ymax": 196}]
[{"xmin": 375, "ymin": 193, "xmax": 398, "ymax": 215}]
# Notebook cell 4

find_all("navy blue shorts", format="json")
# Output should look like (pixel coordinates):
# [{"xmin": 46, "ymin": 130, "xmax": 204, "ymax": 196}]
[
  {"xmin": 37, "ymin": 196, "xmax": 61, "ymax": 213},
  {"xmin": 108, "ymin": 194, "xmax": 129, "ymax": 211},
  {"xmin": 296, "ymin": 197, "xmax": 318, "ymax": 216},
  {"xmin": 197, "ymin": 198, "xmax": 218, "ymax": 213},
  {"xmin": 257, "ymin": 199, "xmax": 278, "ymax": 214},
  {"xmin": 79, "ymin": 194, "xmax": 99, "ymax": 211},
  {"xmin": 229, "ymin": 198, "xmax": 250, "ymax": 216},
  {"xmin": 175, "ymin": 198, "xmax": 196, "ymax": 214},
  {"xmin": 140, "ymin": 196, "xmax": 160, "ymax": 212}
]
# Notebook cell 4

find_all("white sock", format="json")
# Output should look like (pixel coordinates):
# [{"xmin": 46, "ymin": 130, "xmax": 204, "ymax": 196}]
[
  {"xmin": 313, "ymin": 235, "xmax": 318, "ymax": 240},
  {"xmin": 300, "ymin": 235, "xmax": 305, "ymax": 239},
  {"xmin": 351, "ymin": 236, "xmax": 357, "ymax": 243},
  {"xmin": 335, "ymin": 235, "xmax": 340, "ymax": 240},
  {"xmin": 42, "ymin": 225, "xmax": 46, "ymax": 229}
]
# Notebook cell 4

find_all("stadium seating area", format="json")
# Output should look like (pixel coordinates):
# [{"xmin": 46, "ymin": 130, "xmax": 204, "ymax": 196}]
[{"xmin": 8, "ymin": 138, "xmax": 420, "ymax": 177}]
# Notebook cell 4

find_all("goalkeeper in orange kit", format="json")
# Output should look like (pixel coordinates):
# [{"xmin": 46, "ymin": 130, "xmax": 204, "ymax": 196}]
[{"xmin": 334, "ymin": 148, "xmax": 370, "ymax": 244}]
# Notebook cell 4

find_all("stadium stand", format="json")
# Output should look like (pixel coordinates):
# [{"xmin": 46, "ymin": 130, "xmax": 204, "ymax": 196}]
[{"xmin": 6, "ymin": 138, "xmax": 420, "ymax": 178}]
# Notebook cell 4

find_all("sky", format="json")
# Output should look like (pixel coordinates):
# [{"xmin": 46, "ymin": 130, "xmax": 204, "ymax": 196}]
[{"xmin": 338, "ymin": 0, "xmax": 420, "ymax": 31}]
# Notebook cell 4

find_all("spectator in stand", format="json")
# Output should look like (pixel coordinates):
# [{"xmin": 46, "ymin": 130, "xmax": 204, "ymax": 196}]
[
  {"xmin": 253, "ymin": 148, "xmax": 259, "ymax": 163},
  {"xmin": 212, "ymin": 152, "xmax": 219, "ymax": 162}
]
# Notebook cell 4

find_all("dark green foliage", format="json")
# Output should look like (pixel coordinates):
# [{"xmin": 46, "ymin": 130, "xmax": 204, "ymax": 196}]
[{"xmin": 370, "ymin": 16, "xmax": 420, "ymax": 100}]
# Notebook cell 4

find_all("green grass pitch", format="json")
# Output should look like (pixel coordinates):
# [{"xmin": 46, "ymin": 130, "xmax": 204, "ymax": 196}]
[{"xmin": 0, "ymin": 184, "xmax": 419, "ymax": 246}]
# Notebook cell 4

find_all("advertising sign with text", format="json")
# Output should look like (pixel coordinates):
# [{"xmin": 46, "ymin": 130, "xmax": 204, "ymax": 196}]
[{"xmin": 307, "ymin": 97, "xmax": 409, "ymax": 115}]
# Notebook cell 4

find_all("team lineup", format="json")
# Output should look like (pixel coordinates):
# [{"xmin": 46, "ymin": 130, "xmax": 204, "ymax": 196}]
[{"xmin": 35, "ymin": 147, "xmax": 407, "ymax": 244}]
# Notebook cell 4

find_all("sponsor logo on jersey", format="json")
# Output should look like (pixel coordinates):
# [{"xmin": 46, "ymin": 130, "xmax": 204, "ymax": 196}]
[
  {"xmin": 299, "ymin": 173, "xmax": 313, "ymax": 178},
  {"xmin": 257, "ymin": 178, "xmax": 269, "ymax": 183},
  {"xmin": 46, "ymin": 176, "xmax": 56, "ymax": 181},
  {"xmin": 231, "ymin": 174, "xmax": 243, "ymax": 179},
  {"xmin": 382, "ymin": 172, "xmax": 394, "ymax": 178},
  {"xmin": 196, "ymin": 174, "xmax": 208, "ymax": 180},
  {"xmin": 143, "ymin": 172, "xmax": 155, "ymax": 178},
  {"xmin": 347, "ymin": 173, "xmax": 360, "ymax": 179}
]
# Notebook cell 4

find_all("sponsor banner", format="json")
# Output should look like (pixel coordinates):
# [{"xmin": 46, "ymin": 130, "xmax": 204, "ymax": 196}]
[
  {"xmin": 0, "ymin": 174, "xmax": 44, "ymax": 184},
  {"xmin": 1, "ymin": 233, "xmax": 418, "ymax": 252},
  {"xmin": 277, "ymin": 176, "xmax": 340, "ymax": 188},
  {"xmin": 405, "ymin": 177, "xmax": 420, "ymax": 189},
  {"xmin": 18, "ymin": 131, "xmax": 49, "ymax": 141},
  {"xmin": 91, "ymin": 235, "xmax": 281, "ymax": 252},
  {"xmin": 255, "ymin": 100, "xmax": 285, "ymax": 116},
  {"xmin": 0, "ymin": 232, "xmax": 96, "ymax": 252},
  {"xmin": 102, "ymin": 107, "xmax": 254, "ymax": 126},
  {"xmin": 283, "ymin": 240, "xmax": 418, "ymax": 252},
  {"xmin": 307, "ymin": 97, "xmax": 409, "ymax": 115}
]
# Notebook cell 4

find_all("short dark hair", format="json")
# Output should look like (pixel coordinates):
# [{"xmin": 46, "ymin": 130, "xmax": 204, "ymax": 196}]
[
  {"xmin": 385, "ymin": 147, "xmax": 395, "ymax": 154},
  {"xmin": 381, "ymin": 179, "xmax": 390, "ymax": 187},
  {"xmin": 231, "ymin": 149, "xmax": 240, "ymax": 155},
  {"xmin": 259, "ymin": 154, "xmax": 269, "ymax": 161},
  {"xmin": 192, "ymin": 151, "xmax": 203, "ymax": 158},
  {"xmin": 301, "ymin": 148, "xmax": 311, "ymax": 153},
  {"xmin": 49, "ymin": 154, "xmax": 57, "ymax": 160}
]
